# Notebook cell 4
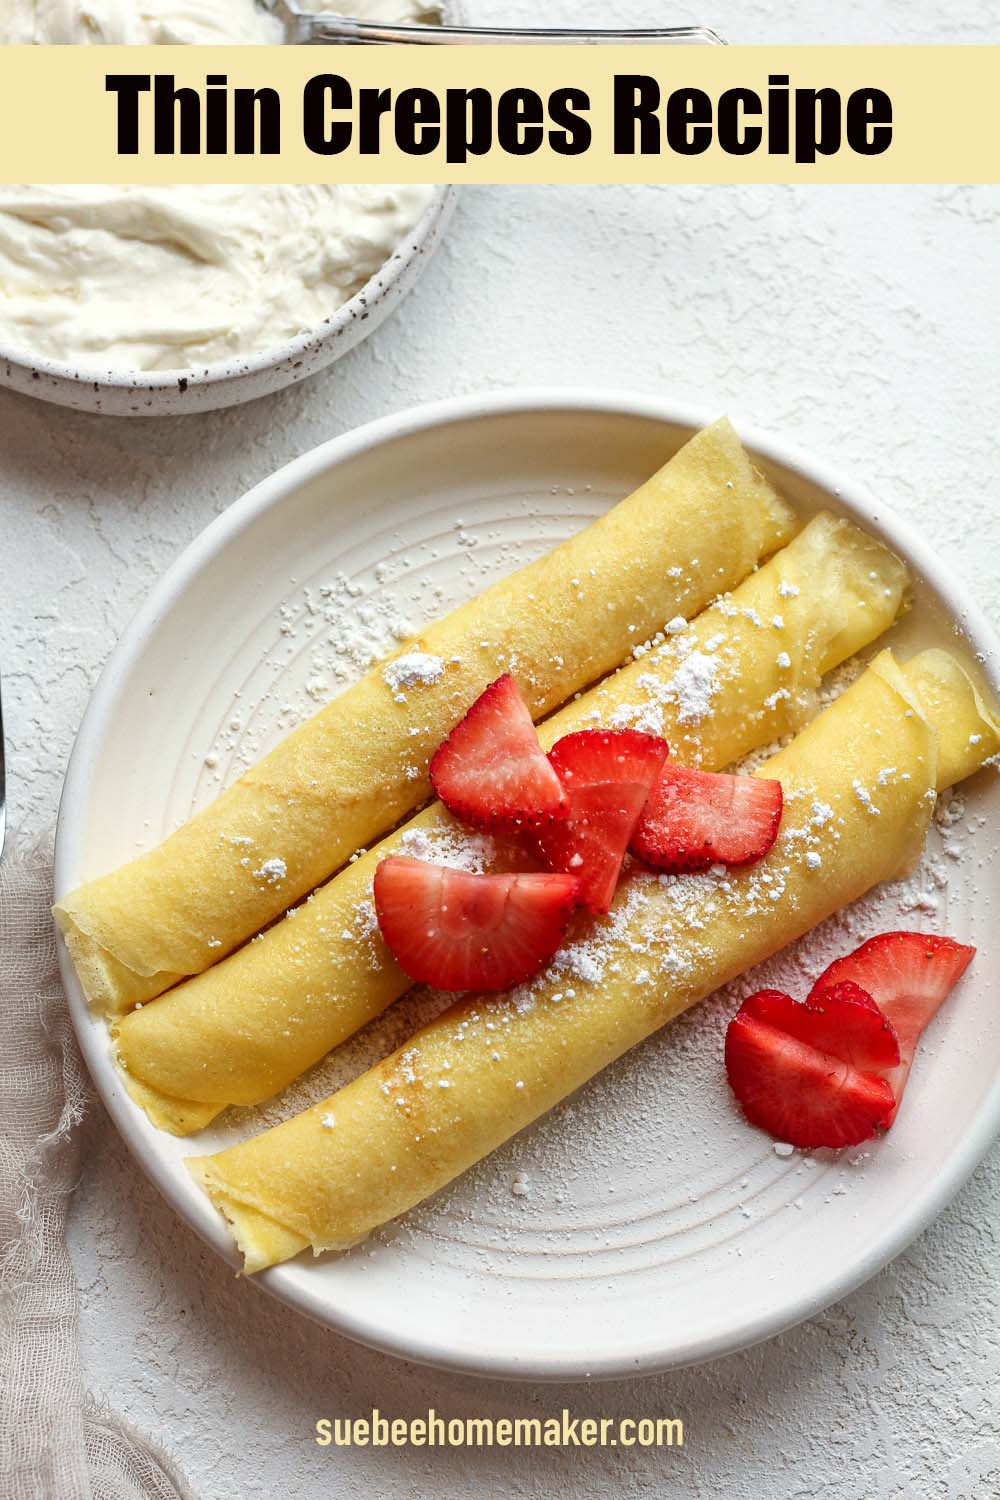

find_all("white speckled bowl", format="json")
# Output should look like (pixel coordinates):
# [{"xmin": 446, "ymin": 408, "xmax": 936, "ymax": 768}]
[
  {"xmin": 0, "ymin": 185, "xmax": 456, "ymax": 417},
  {"xmin": 0, "ymin": 1, "xmax": 462, "ymax": 417}
]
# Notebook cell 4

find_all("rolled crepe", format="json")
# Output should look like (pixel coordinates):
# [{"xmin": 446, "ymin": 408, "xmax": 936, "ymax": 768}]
[
  {"xmin": 188, "ymin": 646, "xmax": 1000, "ymax": 1273},
  {"xmin": 116, "ymin": 513, "xmax": 908, "ymax": 1134},
  {"xmin": 55, "ymin": 419, "xmax": 795, "ymax": 1016}
]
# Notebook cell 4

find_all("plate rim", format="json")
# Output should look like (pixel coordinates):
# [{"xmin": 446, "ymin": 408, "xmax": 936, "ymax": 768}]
[{"xmin": 54, "ymin": 387, "xmax": 1000, "ymax": 1381}]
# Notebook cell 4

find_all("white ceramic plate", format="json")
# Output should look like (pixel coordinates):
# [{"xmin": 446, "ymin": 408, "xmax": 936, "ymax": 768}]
[{"xmin": 55, "ymin": 391, "xmax": 1000, "ymax": 1380}]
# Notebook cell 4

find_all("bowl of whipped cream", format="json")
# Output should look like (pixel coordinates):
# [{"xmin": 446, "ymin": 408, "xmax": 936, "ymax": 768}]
[{"xmin": 0, "ymin": 1, "xmax": 455, "ymax": 415}]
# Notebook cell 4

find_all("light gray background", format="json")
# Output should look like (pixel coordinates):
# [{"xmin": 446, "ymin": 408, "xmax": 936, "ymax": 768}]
[{"xmin": 3, "ymin": 2, "xmax": 999, "ymax": 1495}]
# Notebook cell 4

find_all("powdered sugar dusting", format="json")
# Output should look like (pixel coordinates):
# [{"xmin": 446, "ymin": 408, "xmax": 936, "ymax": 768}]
[
  {"xmin": 383, "ymin": 651, "xmax": 446, "ymax": 702},
  {"xmin": 199, "ymin": 569, "xmax": 421, "ymax": 780},
  {"xmin": 665, "ymin": 650, "xmax": 720, "ymax": 725},
  {"xmin": 398, "ymin": 821, "xmax": 496, "ymax": 874}
]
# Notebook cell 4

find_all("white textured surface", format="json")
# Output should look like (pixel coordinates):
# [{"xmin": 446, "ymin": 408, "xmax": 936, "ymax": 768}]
[{"xmin": 2, "ymin": 0, "xmax": 999, "ymax": 1493}]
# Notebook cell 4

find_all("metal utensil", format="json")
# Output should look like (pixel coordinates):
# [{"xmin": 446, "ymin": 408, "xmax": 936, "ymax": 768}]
[
  {"xmin": 0, "ymin": 670, "xmax": 6, "ymax": 859},
  {"xmin": 261, "ymin": 4, "xmax": 724, "ymax": 46}
]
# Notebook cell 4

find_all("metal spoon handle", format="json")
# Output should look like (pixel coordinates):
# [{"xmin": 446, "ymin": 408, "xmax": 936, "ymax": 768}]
[
  {"xmin": 0, "ymin": 668, "xmax": 6, "ymax": 861},
  {"xmin": 292, "ymin": 17, "xmax": 724, "ymax": 45}
]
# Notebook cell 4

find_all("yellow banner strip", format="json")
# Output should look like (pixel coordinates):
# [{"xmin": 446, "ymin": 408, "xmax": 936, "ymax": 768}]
[{"xmin": 0, "ymin": 45, "xmax": 995, "ymax": 184}]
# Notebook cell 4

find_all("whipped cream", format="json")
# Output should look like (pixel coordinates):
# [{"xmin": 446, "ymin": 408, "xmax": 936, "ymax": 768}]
[
  {"xmin": 0, "ymin": 0, "xmax": 284, "ymax": 44},
  {"xmin": 0, "ymin": 1, "xmax": 435, "ymax": 372}
]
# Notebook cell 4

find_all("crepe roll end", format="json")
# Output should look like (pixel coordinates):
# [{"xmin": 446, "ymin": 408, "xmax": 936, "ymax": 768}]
[
  {"xmin": 117, "ymin": 1063, "xmax": 223, "ymax": 1137},
  {"xmin": 187, "ymin": 1157, "xmax": 311, "ymax": 1275},
  {"xmin": 52, "ymin": 902, "xmax": 184, "ymax": 1015},
  {"xmin": 897, "ymin": 647, "xmax": 1000, "ymax": 789}
]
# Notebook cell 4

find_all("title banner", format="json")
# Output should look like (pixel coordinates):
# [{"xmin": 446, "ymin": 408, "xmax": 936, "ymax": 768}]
[{"xmin": 0, "ymin": 46, "xmax": 996, "ymax": 184}]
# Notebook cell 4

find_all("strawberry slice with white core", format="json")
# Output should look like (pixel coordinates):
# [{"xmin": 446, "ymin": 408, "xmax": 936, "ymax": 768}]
[
  {"xmin": 373, "ymin": 857, "xmax": 579, "ymax": 993},
  {"xmin": 808, "ymin": 931, "xmax": 975, "ymax": 1121},
  {"xmin": 725, "ymin": 985, "xmax": 898, "ymax": 1150},
  {"xmin": 630, "ymin": 764, "xmax": 783, "ymax": 874},
  {"xmin": 532, "ymin": 729, "xmax": 669, "ymax": 914},
  {"xmin": 430, "ymin": 674, "xmax": 568, "ymax": 831}
]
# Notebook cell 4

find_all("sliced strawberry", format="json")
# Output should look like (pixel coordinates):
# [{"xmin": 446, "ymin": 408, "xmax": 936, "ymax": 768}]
[
  {"xmin": 725, "ymin": 987, "xmax": 897, "ymax": 1150},
  {"xmin": 430, "ymin": 674, "xmax": 568, "ymax": 831},
  {"xmin": 531, "ymin": 730, "xmax": 669, "ymax": 914},
  {"xmin": 808, "ymin": 932, "xmax": 975, "ymax": 1120},
  {"xmin": 630, "ymin": 764, "xmax": 783, "ymax": 874},
  {"xmin": 373, "ymin": 857, "xmax": 579, "ymax": 992},
  {"xmin": 745, "ymin": 983, "xmax": 900, "ymax": 1074}
]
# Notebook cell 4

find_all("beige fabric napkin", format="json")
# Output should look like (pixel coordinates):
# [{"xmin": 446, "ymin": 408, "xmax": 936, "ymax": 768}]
[{"xmin": 0, "ymin": 845, "xmax": 193, "ymax": 1500}]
